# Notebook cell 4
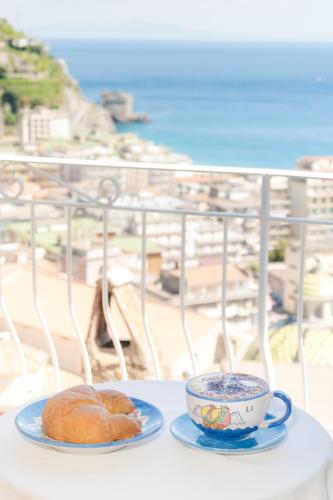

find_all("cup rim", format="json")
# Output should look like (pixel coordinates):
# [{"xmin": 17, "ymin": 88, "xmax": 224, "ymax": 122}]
[{"xmin": 186, "ymin": 372, "xmax": 270, "ymax": 403}]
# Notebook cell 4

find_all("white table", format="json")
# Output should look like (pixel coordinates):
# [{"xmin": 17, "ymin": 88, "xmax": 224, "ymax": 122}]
[{"xmin": 0, "ymin": 381, "xmax": 332, "ymax": 500}]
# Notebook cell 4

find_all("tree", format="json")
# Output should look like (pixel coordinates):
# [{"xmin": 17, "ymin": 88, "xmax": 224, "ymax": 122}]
[
  {"xmin": 2, "ymin": 91, "xmax": 20, "ymax": 114},
  {"xmin": 269, "ymin": 240, "xmax": 287, "ymax": 262},
  {"xmin": 4, "ymin": 110, "xmax": 17, "ymax": 126}
]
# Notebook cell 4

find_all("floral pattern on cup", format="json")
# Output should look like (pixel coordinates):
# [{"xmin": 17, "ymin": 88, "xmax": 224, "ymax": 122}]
[{"xmin": 193, "ymin": 404, "xmax": 245, "ymax": 430}]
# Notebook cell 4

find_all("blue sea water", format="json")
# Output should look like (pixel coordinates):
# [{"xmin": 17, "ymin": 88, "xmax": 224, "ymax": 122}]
[{"xmin": 47, "ymin": 39, "xmax": 333, "ymax": 168}]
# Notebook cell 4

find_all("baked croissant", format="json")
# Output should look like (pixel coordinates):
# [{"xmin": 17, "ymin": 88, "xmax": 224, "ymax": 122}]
[{"xmin": 42, "ymin": 384, "xmax": 141, "ymax": 444}]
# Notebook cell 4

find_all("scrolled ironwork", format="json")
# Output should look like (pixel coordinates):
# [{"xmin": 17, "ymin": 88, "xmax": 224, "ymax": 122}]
[
  {"xmin": 0, "ymin": 161, "xmax": 121, "ymax": 207},
  {"xmin": 98, "ymin": 176, "xmax": 121, "ymax": 205},
  {"xmin": 0, "ymin": 162, "xmax": 25, "ymax": 200}
]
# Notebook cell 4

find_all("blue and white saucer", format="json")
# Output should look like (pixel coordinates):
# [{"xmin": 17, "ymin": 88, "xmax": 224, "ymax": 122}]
[
  {"xmin": 170, "ymin": 413, "xmax": 287, "ymax": 455},
  {"xmin": 15, "ymin": 397, "xmax": 164, "ymax": 454}
]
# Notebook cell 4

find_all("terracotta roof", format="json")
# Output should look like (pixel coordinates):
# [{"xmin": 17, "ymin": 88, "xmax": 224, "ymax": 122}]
[
  {"xmin": 182, "ymin": 193, "xmax": 211, "ymax": 203},
  {"xmin": 142, "ymin": 295, "xmax": 217, "ymax": 368},
  {"xmin": 0, "ymin": 265, "xmax": 217, "ymax": 373},
  {"xmin": 102, "ymin": 287, "xmax": 217, "ymax": 368},
  {"xmin": 170, "ymin": 264, "xmax": 247, "ymax": 288},
  {"xmin": 0, "ymin": 265, "xmax": 95, "ymax": 341},
  {"xmin": 208, "ymin": 197, "xmax": 260, "ymax": 210}
]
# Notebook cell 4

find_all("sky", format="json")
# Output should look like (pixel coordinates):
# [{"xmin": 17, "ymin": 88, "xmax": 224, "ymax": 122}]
[{"xmin": 1, "ymin": 0, "xmax": 333, "ymax": 42}]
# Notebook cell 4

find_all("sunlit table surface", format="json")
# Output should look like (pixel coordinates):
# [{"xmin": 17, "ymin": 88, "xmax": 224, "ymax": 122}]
[{"xmin": 0, "ymin": 381, "xmax": 332, "ymax": 500}]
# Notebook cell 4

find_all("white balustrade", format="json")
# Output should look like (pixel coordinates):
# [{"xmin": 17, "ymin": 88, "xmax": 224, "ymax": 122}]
[{"xmin": 0, "ymin": 155, "xmax": 332, "ymax": 408}]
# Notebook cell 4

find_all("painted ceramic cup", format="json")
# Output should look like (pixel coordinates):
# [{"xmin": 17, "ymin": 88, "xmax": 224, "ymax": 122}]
[{"xmin": 186, "ymin": 372, "xmax": 292, "ymax": 439}]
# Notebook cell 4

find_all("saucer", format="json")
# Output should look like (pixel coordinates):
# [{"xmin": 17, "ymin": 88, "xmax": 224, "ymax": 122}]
[
  {"xmin": 15, "ymin": 397, "xmax": 164, "ymax": 454},
  {"xmin": 170, "ymin": 413, "xmax": 287, "ymax": 455}
]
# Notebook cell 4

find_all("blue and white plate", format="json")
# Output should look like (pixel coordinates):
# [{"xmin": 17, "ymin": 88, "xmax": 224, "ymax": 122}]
[
  {"xmin": 15, "ymin": 397, "xmax": 164, "ymax": 454},
  {"xmin": 170, "ymin": 413, "xmax": 287, "ymax": 455}
]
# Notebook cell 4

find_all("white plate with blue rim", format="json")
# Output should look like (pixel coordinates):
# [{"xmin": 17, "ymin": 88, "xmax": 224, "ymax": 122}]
[
  {"xmin": 15, "ymin": 397, "xmax": 164, "ymax": 454},
  {"xmin": 170, "ymin": 413, "xmax": 287, "ymax": 455}
]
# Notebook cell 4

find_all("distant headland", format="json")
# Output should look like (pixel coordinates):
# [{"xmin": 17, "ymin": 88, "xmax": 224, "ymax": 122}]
[{"xmin": 0, "ymin": 18, "xmax": 190, "ymax": 164}]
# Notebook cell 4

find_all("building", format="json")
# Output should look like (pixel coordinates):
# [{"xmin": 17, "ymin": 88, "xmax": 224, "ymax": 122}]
[
  {"xmin": 131, "ymin": 211, "xmax": 249, "ymax": 270},
  {"xmin": 284, "ymin": 157, "xmax": 333, "ymax": 320},
  {"xmin": 176, "ymin": 173, "xmax": 291, "ymax": 252},
  {"xmin": 245, "ymin": 321, "xmax": 333, "ymax": 366},
  {"xmin": 87, "ymin": 268, "xmax": 219, "ymax": 380},
  {"xmin": 62, "ymin": 245, "xmax": 120, "ymax": 285},
  {"xmin": 8, "ymin": 37, "xmax": 46, "ymax": 52},
  {"xmin": 64, "ymin": 236, "xmax": 162, "ymax": 285},
  {"xmin": 19, "ymin": 108, "xmax": 72, "ymax": 146},
  {"xmin": 161, "ymin": 262, "xmax": 259, "ymax": 332},
  {"xmin": 268, "ymin": 261, "xmax": 287, "ymax": 309},
  {"xmin": 0, "ymin": 264, "xmax": 96, "ymax": 376},
  {"xmin": 270, "ymin": 176, "xmax": 292, "ymax": 242},
  {"xmin": 0, "ymin": 263, "xmax": 220, "ymax": 381},
  {"xmin": 289, "ymin": 157, "xmax": 333, "ymax": 244},
  {"xmin": 284, "ymin": 239, "xmax": 333, "ymax": 321}
]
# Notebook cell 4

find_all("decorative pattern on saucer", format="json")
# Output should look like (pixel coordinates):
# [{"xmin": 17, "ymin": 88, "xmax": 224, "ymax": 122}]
[
  {"xmin": 15, "ymin": 397, "xmax": 164, "ymax": 454},
  {"xmin": 188, "ymin": 372, "xmax": 268, "ymax": 401},
  {"xmin": 170, "ymin": 413, "xmax": 287, "ymax": 455}
]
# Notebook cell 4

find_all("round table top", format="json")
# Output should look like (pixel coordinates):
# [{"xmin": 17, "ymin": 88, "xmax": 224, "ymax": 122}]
[{"xmin": 0, "ymin": 381, "xmax": 332, "ymax": 500}]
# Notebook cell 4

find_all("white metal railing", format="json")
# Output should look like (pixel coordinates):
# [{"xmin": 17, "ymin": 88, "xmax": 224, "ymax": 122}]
[
  {"xmin": 0, "ymin": 155, "xmax": 332, "ymax": 411},
  {"xmin": 31, "ymin": 204, "xmax": 61, "ymax": 391}
]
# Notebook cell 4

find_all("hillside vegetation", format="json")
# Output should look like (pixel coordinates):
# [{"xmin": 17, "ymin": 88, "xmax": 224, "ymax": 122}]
[{"xmin": 0, "ymin": 19, "xmax": 74, "ymax": 124}]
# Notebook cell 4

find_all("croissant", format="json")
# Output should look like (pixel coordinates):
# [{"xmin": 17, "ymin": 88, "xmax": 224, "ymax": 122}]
[
  {"xmin": 98, "ymin": 389, "xmax": 136, "ymax": 414},
  {"xmin": 42, "ymin": 385, "xmax": 141, "ymax": 444}
]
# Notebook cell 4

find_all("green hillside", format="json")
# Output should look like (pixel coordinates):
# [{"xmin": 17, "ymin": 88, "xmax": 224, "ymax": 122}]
[{"xmin": 0, "ymin": 19, "xmax": 71, "ymax": 124}]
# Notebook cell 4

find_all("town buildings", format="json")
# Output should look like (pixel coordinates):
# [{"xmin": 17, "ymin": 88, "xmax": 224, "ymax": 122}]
[
  {"xmin": 19, "ymin": 108, "xmax": 72, "ymax": 146},
  {"xmin": 176, "ymin": 173, "xmax": 291, "ymax": 251},
  {"xmin": 1, "ymin": 151, "xmax": 333, "ymax": 398},
  {"xmin": 289, "ymin": 156, "xmax": 333, "ymax": 244},
  {"xmin": 283, "ymin": 156, "xmax": 333, "ymax": 317}
]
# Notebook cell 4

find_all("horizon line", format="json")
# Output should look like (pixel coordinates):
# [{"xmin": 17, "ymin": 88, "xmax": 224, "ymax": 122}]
[{"xmin": 44, "ymin": 36, "xmax": 333, "ymax": 44}]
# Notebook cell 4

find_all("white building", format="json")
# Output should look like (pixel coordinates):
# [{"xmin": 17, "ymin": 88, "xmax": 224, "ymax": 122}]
[
  {"xmin": 132, "ymin": 213, "xmax": 249, "ymax": 269},
  {"xmin": 176, "ymin": 174, "xmax": 291, "ymax": 251},
  {"xmin": 160, "ymin": 262, "xmax": 260, "ymax": 356},
  {"xmin": 19, "ymin": 108, "xmax": 72, "ymax": 146},
  {"xmin": 284, "ymin": 157, "xmax": 333, "ymax": 320},
  {"xmin": 289, "ymin": 157, "xmax": 333, "ymax": 244},
  {"xmin": 284, "ymin": 240, "xmax": 333, "ymax": 322}
]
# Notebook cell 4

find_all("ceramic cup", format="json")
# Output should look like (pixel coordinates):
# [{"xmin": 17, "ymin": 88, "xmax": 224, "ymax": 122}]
[{"xmin": 186, "ymin": 372, "xmax": 292, "ymax": 439}]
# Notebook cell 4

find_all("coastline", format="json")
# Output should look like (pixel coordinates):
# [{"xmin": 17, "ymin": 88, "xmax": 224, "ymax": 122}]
[{"xmin": 46, "ymin": 39, "xmax": 333, "ymax": 169}]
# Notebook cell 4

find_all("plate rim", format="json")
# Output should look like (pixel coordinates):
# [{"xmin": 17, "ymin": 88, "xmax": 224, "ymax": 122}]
[
  {"xmin": 15, "ymin": 396, "xmax": 164, "ymax": 449},
  {"xmin": 170, "ymin": 412, "xmax": 287, "ymax": 455}
]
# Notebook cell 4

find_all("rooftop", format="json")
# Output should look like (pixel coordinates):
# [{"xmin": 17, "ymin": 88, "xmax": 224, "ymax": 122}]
[
  {"xmin": 111, "ymin": 235, "xmax": 161, "ymax": 254},
  {"xmin": 246, "ymin": 322, "xmax": 333, "ymax": 366},
  {"xmin": 170, "ymin": 263, "xmax": 248, "ymax": 288},
  {"xmin": 0, "ymin": 264, "xmax": 95, "ymax": 342}
]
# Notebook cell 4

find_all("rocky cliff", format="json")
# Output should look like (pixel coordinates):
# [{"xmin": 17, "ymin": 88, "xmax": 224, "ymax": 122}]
[{"xmin": 0, "ymin": 18, "xmax": 115, "ymax": 136}]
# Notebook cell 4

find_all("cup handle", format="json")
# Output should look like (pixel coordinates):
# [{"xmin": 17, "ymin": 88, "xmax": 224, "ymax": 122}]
[{"xmin": 259, "ymin": 390, "xmax": 292, "ymax": 429}]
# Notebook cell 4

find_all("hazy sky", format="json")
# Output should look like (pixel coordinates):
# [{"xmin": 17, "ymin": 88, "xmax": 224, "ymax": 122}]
[{"xmin": 2, "ymin": 0, "xmax": 333, "ymax": 41}]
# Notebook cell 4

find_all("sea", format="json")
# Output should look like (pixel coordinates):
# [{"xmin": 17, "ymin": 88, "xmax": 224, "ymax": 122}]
[{"xmin": 47, "ymin": 39, "xmax": 333, "ymax": 169}]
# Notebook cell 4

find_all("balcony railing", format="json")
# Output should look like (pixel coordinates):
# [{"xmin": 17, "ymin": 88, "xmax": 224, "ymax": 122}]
[{"xmin": 0, "ymin": 155, "xmax": 332, "ymax": 417}]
